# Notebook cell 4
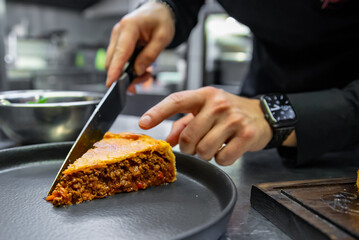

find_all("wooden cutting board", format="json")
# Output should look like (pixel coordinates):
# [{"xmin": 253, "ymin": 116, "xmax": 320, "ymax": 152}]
[{"xmin": 250, "ymin": 178, "xmax": 359, "ymax": 240}]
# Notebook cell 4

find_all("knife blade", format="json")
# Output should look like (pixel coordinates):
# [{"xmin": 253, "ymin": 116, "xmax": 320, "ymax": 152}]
[{"xmin": 48, "ymin": 47, "xmax": 143, "ymax": 195}]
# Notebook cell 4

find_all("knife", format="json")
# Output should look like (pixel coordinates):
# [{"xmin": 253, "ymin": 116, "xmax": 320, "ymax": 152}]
[{"xmin": 48, "ymin": 47, "xmax": 143, "ymax": 195}]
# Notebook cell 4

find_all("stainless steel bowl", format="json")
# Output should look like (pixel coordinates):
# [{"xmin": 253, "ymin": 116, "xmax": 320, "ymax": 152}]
[{"xmin": 0, "ymin": 90, "xmax": 103, "ymax": 144}]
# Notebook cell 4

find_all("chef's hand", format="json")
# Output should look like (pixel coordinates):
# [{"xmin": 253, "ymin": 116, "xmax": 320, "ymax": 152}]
[
  {"xmin": 105, "ymin": 2, "xmax": 175, "ymax": 89},
  {"xmin": 139, "ymin": 87, "xmax": 273, "ymax": 166}
]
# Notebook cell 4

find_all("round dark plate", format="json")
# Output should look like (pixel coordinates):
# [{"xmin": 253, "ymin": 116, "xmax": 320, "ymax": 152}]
[{"xmin": 0, "ymin": 142, "xmax": 237, "ymax": 240}]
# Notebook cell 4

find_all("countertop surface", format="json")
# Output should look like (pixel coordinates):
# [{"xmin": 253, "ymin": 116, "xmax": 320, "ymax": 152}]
[
  {"xmin": 1, "ymin": 114, "xmax": 359, "ymax": 240},
  {"xmin": 109, "ymin": 115, "xmax": 359, "ymax": 240}
]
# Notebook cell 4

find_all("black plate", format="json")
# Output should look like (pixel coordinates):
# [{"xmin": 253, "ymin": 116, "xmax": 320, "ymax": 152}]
[{"xmin": 0, "ymin": 142, "xmax": 237, "ymax": 240}]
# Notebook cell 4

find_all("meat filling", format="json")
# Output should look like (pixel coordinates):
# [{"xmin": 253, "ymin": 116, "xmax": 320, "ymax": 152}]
[{"xmin": 47, "ymin": 152, "xmax": 175, "ymax": 206}]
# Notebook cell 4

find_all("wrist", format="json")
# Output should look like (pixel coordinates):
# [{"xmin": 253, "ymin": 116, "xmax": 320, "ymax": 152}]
[{"xmin": 282, "ymin": 130, "xmax": 297, "ymax": 147}]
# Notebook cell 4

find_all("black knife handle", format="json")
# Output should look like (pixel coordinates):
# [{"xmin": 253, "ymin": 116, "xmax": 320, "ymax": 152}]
[{"xmin": 125, "ymin": 46, "xmax": 145, "ymax": 83}]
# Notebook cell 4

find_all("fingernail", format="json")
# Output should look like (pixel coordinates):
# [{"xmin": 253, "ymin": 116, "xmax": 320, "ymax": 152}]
[
  {"xmin": 135, "ymin": 64, "xmax": 146, "ymax": 76},
  {"xmin": 139, "ymin": 115, "xmax": 152, "ymax": 128}
]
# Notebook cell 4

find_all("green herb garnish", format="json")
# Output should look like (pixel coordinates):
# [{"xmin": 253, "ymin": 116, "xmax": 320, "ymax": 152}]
[{"xmin": 26, "ymin": 97, "xmax": 48, "ymax": 104}]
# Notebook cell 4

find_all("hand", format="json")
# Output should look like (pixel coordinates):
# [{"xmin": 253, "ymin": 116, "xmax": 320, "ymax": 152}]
[
  {"xmin": 127, "ymin": 66, "xmax": 154, "ymax": 94},
  {"xmin": 105, "ymin": 2, "xmax": 175, "ymax": 88},
  {"xmin": 139, "ymin": 87, "xmax": 273, "ymax": 166}
]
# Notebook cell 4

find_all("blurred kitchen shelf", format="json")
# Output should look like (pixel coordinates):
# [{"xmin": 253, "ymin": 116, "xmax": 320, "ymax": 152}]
[
  {"xmin": 32, "ymin": 68, "xmax": 107, "ymax": 92},
  {"xmin": 6, "ymin": 67, "xmax": 108, "ymax": 92}
]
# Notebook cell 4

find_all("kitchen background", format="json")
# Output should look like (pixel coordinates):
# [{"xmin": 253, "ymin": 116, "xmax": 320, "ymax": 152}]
[{"xmin": 0, "ymin": 0, "xmax": 252, "ymax": 147}]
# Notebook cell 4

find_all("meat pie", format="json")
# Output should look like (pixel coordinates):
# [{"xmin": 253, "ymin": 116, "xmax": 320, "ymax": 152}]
[{"xmin": 46, "ymin": 132, "xmax": 176, "ymax": 206}]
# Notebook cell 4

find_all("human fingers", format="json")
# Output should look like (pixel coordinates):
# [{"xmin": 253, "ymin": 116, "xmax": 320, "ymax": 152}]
[
  {"xmin": 132, "ymin": 2, "xmax": 175, "ymax": 75},
  {"xmin": 134, "ymin": 28, "xmax": 171, "ymax": 76},
  {"xmin": 127, "ymin": 84, "xmax": 136, "ymax": 95},
  {"xmin": 106, "ymin": 2, "xmax": 175, "ymax": 87},
  {"xmin": 194, "ymin": 123, "xmax": 235, "ymax": 161},
  {"xmin": 178, "ymin": 107, "xmax": 216, "ymax": 155},
  {"xmin": 105, "ymin": 22, "xmax": 121, "ymax": 72},
  {"xmin": 139, "ymin": 90, "xmax": 205, "ymax": 130},
  {"xmin": 215, "ymin": 136, "xmax": 247, "ymax": 166},
  {"xmin": 106, "ymin": 26, "xmax": 138, "ymax": 87},
  {"xmin": 127, "ymin": 71, "xmax": 153, "ymax": 94},
  {"xmin": 166, "ymin": 114, "xmax": 194, "ymax": 147}
]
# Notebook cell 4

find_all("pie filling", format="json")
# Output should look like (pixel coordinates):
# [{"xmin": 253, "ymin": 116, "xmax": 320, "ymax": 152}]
[{"xmin": 47, "ymin": 152, "xmax": 175, "ymax": 206}]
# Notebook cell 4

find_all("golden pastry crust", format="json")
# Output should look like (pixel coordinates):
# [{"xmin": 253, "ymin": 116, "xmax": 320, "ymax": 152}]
[{"xmin": 63, "ymin": 132, "xmax": 176, "ymax": 175}]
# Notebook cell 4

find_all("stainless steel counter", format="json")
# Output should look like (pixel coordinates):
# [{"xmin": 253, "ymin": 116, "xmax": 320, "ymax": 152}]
[{"xmin": 1, "ymin": 114, "xmax": 358, "ymax": 239}]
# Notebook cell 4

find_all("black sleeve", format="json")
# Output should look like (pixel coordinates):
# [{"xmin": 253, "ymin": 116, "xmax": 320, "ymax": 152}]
[
  {"xmin": 163, "ymin": 0, "xmax": 205, "ymax": 48},
  {"xmin": 283, "ymin": 79, "xmax": 359, "ymax": 166}
]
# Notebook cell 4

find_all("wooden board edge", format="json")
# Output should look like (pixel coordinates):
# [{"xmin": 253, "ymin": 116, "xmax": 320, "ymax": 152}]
[
  {"xmin": 255, "ymin": 178, "xmax": 356, "ymax": 191},
  {"xmin": 250, "ymin": 185, "xmax": 354, "ymax": 240}
]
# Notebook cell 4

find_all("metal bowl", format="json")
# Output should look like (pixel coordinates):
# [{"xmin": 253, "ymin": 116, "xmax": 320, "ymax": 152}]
[{"xmin": 0, "ymin": 90, "xmax": 103, "ymax": 144}]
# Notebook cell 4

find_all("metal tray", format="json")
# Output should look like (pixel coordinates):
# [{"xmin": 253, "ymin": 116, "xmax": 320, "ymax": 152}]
[{"xmin": 0, "ymin": 142, "xmax": 237, "ymax": 240}]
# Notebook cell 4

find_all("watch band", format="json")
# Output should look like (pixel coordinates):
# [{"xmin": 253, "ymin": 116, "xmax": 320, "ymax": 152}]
[
  {"xmin": 259, "ymin": 93, "xmax": 297, "ymax": 149},
  {"xmin": 265, "ymin": 127, "xmax": 293, "ymax": 149}
]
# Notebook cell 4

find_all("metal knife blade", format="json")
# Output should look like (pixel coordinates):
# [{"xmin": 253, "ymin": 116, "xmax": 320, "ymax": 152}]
[{"xmin": 48, "ymin": 47, "xmax": 143, "ymax": 195}]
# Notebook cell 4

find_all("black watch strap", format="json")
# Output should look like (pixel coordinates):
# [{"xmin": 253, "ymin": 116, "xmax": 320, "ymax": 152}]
[{"xmin": 265, "ymin": 127, "xmax": 294, "ymax": 149}]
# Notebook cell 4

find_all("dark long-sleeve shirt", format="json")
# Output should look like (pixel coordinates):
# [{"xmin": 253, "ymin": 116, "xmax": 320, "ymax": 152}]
[{"xmin": 164, "ymin": 0, "xmax": 359, "ymax": 165}]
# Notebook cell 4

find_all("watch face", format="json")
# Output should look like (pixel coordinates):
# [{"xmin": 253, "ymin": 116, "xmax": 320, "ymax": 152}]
[{"xmin": 261, "ymin": 94, "xmax": 297, "ymax": 127}]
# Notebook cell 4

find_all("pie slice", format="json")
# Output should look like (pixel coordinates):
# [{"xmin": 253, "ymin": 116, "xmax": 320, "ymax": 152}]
[{"xmin": 46, "ymin": 132, "xmax": 176, "ymax": 206}]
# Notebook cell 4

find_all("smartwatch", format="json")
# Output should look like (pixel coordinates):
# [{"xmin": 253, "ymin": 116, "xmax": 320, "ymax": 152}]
[{"xmin": 259, "ymin": 93, "xmax": 297, "ymax": 149}]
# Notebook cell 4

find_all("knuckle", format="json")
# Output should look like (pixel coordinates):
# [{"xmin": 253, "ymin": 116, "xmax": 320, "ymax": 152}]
[
  {"xmin": 201, "ymin": 86, "xmax": 218, "ymax": 95},
  {"xmin": 112, "ymin": 22, "xmax": 121, "ymax": 34},
  {"xmin": 116, "ymin": 16, "xmax": 137, "ymax": 33},
  {"xmin": 211, "ymin": 97, "xmax": 231, "ymax": 115},
  {"xmin": 155, "ymin": 31, "xmax": 169, "ymax": 44},
  {"xmin": 241, "ymin": 127, "xmax": 256, "ymax": 141},
  {"xmin": 225, "ymin": 115, "xmax": 244, "ymax": 131},
  {"xmin": 196, "ymin": 144, "xmax": 209, "ymax": 159},
  {"xmin": 142, "ymin": 49, "xmax": 158, "ymax": 64},
  {"xmin": 168, "ymin": 92, "xmax": 186, "ymax": 106},
  {"xmin": 179, "ymin": 131, "xmax": 193, "ymax": 145},
  {"xmin": 111, "ymin": 22, "xmax": 120, "ymax": 37},
  {"xmin": 202, "ymin": 86, "xmax": 227, "ymax": 98},
  {"xmin": 118, "ymin": 16, "xmax": 131, "ymax": 28}
]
